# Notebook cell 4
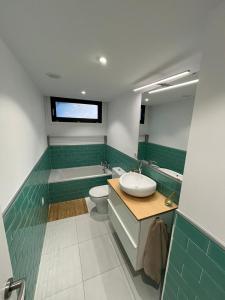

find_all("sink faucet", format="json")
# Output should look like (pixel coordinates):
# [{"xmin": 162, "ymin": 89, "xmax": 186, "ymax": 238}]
[{"xmin": 138, "ymin": 160, "xmax": 143, "ymax": 173}]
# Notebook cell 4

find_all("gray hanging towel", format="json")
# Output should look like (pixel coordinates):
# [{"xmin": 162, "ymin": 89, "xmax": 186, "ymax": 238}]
[{"xmin": 143, "ymin": 218, "xmax": 169, "ymax": 285}]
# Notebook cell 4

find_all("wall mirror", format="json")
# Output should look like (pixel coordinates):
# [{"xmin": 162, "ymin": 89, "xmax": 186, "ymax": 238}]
[{"xmin": 138, "ymin": 74, "xmax": 198, "ymax": 182}]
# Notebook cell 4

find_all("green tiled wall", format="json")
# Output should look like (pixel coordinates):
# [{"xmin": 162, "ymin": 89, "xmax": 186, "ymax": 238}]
[
  {"xmin": 50, "ymin": 144, "xmax": 106, "ymax": 169},
  {"xmin": 3, "ymin": 149, "xmax": 51, "ymax": 300},
  {"xmin": 106, "ymin": 145, "xmax": 137, "ymax": 171},
  {"xmin": 138, "ymin": 142, "xmax": 186, "ymax": 174},
  {"xmin": 49, "ymin": 175, "xmax": 111, "ymax": 203},
  {"xmin": 142, "ymin": 165, "xmax": 181, "ymax": 204},
  {"xmin": 163, "ymin": 213, "xmax": 225, "ymax": 300},
  {"xmin": 138, "ymin": 142, "xmax": 147, "ymax": 160},
  {"xmin": 2, "ymin": 143, "xmax": 183, "ymax": 300}
]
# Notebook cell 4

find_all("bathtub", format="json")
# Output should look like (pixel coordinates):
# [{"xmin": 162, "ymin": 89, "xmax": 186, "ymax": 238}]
[
  {"xmin": 48, "ymin": 165, "xmax": 112, "ymax": 183},
  {"xmin": 159, "ymin": 168, "xmax": 183, "ymax": 182}
]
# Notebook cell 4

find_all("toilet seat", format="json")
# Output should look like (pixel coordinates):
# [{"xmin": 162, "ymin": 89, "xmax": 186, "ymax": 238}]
[{"xmin": 89, "ymin": 185, "xmax": 109, "ymax": 198}]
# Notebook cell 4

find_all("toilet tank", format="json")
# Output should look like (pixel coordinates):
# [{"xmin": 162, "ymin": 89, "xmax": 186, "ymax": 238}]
[{"xmin": 112, "ymin": 167, "xmax": 126, "ymax": 178}]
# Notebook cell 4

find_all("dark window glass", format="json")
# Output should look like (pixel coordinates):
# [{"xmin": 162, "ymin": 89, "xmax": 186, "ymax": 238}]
[{"xmin": 140, "ymin": 105, "xmax": 145, "ymax": 124}]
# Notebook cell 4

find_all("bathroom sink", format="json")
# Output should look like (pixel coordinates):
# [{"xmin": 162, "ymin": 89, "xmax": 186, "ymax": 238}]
[{"xmin": 119, "ymin": 172, "xmax": 156, "ymax": 197}]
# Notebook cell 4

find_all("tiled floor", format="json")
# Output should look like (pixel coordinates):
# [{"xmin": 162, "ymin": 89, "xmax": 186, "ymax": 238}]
[{"xmin": 34, "ymin": 198, "xmax": 160, "ymax": 300}]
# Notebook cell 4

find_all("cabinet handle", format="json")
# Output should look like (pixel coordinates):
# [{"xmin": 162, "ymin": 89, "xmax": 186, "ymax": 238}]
[{"xmin": 108, "ymin": 199, "xmax": 137, "ymax": 249}]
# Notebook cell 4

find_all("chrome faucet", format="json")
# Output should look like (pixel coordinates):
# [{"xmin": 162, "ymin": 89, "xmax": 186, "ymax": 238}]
[
  {"xmin": 148, "ymin": 160, "xmax": 158, "ymax": 168},
  {"xmin": 101, "ymin": 161, "xmax": 109, "ymax": 173},
  {"xmin": 138, "ymin": 160, "xmax": 143, "ymax": 173}
]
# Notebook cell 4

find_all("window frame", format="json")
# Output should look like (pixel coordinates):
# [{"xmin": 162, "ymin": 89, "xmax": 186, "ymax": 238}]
[
  {"xmin": 140, "ymin": 105, "xmax": 145, "ymax": 124},
  {"xmin": 50, "ymin": 97, "xmax": 102, "ymax": 123}
]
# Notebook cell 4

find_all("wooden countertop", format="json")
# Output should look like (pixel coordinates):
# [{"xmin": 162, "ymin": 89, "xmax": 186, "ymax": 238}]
[{"xmin": 108, "ymin": 178, "xmax": 178, "ymax": 221}]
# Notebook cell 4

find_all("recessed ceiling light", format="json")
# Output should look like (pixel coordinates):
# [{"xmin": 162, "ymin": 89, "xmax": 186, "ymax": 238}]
[
  {"xmin": 133, "ymin": 70, "xmax": 191, "ymax": 92},
  {"xmin": 148, "ymin": 79, "xmax": 199, "ymax": 95},
  {"xmin": 145, "ymin": 98, "xmax": 149, "ymax": 102},
  {"xmin": 81, "ymin": 90, "xmax": 86, "ymax": 95},
  {"xmin": 99, "ymin": 56, "xmax": 107, "ymax": 65},
  {"xmin": 46, "ymin": 72, "xmax": 61, "ymax": 79}
]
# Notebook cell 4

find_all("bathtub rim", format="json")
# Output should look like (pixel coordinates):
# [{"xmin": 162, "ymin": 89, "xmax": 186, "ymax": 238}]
[{"xmin": 48, "ymin": 165, "xmax": 112, "ymax": 184}]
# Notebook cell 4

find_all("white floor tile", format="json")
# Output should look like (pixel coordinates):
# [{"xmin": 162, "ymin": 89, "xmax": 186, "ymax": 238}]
[
  {"xmin": 75, "ymin": 213, "xmax": 108, "ymax": 242},
  {"xmin": 121, "ymin": 262, "xmax": 160, "ymax": 300},
  {"xmin": 35, "ymin": 245, "xmax": 82, "ymax": 299},
  {"xmin": 43, "ymin": 217, "xmax": 77, "ymax": 254},
  {"xmin": 106, "ymin": 221, "xmax": 160, "ymax": 300},
  {"xmin": 84, "ymin": 267, "xmax": 135, "ymax": 300},
  {"xmin": 79, "ymin": 235, "xmax": 120, "ymax": 280},
  {"xmin": 45, "ymin": 283, "xmax": 84, "ymax": 300}
]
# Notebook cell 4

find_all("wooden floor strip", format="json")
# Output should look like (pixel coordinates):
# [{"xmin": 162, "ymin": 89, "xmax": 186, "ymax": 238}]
[{"xmin": 48, "ymin": 198, "xmax": 88, "ymax": 222}]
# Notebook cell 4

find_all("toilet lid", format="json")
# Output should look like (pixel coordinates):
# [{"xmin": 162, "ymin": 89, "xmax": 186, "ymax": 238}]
[{"xmin": 89, "ymin": 185, "xmax": 109, "ymax": 198}]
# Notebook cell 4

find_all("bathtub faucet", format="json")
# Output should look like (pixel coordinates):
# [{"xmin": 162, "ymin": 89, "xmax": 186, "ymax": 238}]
[
  {"xmin": 148, "ymin": 160, "xmax": 158, "ymax": 168},
  {"xmin": 101, "ymin": 161, "xmax": 109, "ymax": 172}
]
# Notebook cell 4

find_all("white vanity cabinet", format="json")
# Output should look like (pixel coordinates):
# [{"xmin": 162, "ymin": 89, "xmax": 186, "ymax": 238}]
[{"xmin": 108, "ymin": 187, "xmax": 174, "ymax": 271}]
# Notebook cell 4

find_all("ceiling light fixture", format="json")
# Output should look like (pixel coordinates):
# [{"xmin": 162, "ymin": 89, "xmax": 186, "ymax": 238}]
[
  {"xmin": 145, "ymin": 98, "xmax": 149, "ymax": 102},
  {"xmin": 148, "ymin": 79, "xmax": 199, "ymax": 95},
  {"xmin": 99, "ymin": 56, "xmax": 107, "ymax": 65},
  {"xmin": 81, "ymin": 90, "xmax": 86, "ymax": 95},
  {"xmin": 133, "ymin": 70, "xmax": 191, "ymax": 92}
]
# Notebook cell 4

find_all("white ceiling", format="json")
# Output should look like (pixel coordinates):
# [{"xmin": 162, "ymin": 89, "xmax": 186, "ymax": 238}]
[{"xmin": 0, "ymin": 0, "xmax": 221, "ymax": 101}]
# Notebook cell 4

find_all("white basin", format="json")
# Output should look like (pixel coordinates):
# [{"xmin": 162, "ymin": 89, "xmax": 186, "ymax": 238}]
[{"xmin": 119, "ymin": 172, "xmax": 157, "ymax": 197}]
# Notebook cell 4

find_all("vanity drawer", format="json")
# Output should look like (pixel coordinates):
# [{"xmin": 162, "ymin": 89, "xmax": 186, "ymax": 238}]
[
  {"xmin": 108, "ymin": 199, "xmax": 138, "ymax": 269},
  {"xmin": 109, "ymin": 188, "xmax": 140, "ymax": 245}
]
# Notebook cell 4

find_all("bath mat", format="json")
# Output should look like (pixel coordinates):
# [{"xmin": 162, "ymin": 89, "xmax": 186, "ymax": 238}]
[{"xmin": 48, "ymin": 198, "xmax": 88, "ymax": 222}]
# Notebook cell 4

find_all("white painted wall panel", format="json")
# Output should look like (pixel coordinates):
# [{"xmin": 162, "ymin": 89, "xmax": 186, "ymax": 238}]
[
  {"xmin": 0, "ymin": 37, "xmax": 47, "ymax": 211},
  {"xmin": 107, "ymin": 92, "xmax": 141, "ymax": 158},
  {"xmin": 179, "ymin": 2, "xmax": 225, "ymax": 246}
]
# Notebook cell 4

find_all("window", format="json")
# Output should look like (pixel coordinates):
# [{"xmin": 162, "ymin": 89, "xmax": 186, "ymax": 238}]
[
  {"xmin": 51, "ymin": 97, "xmax": 102, "ymax": 123},
  {"xmin": 140, "ymin": 105, "xmax": 145, "ymax": 124}
]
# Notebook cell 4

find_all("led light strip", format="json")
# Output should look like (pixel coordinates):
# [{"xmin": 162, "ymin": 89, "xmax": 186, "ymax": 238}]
[
  {"xmin": 148, "ymin": 79, "xmax": 199, "ymax": 94},
  {"xmin": 133, "ymin": 70, "xmax": 191, "ymax": 92}
]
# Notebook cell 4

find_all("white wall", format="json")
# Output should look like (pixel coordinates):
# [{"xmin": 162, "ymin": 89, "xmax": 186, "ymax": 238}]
[
  {"xmin": 179, "ymin": 2, "xmax": 225, "ymax": 246},
  {"xmin": 0, "ymin": 37, "xmax": 47, "ymax": 212},
  {"xmin": 45, "ymin": 97, "xmax": 107, "ymax": 145},
  {"xmin": 107, "ymin": 92, "xmax": 141, "ymax": 158},
  {"xmin": 144, "ymin": 98, "xmax": 194, "ymax": 150}
]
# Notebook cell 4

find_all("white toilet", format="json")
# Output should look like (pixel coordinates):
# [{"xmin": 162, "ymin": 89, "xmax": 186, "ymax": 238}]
[{"xmin": 89, "ymin": 167, "xmax": 126, "ymax": 214}]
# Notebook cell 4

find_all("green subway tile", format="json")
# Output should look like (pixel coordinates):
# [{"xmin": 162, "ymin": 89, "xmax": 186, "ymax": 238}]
[
  {"xmin": 106, "ymin": 145, "xmax": 137, "ymax": 171},
  {"xmin": 169, "ymin": 240, "xmax": 186, "ymax": 273},
  {"xmin": 163, "ymin": 285, "xmax": 178, "ymax": 300},
  {"xmin": 167, "ymin": 263, "xmax": 196, "ymax": 299},
  {"xmin": 173, "ymin": 226, "xmax": 188, "ymax": 250},
  {"xmin": 182, "ymin": 253, "xmax": 203, "ymax": 282},
  {"xmin": 50, "ymin": 144, "xmax": 106, "ymax": 169},
  {"xmin": 208, "ymin": 241, "xmax": 225, "ymax": 272},
  {"xmin": 164, "ymin": 213, "xmax": 225, "ymax": 300},
  {"xmin": 177, "ymin": 215, "xmax": 209, "ymax": 251},
  {"xmin": 188, "ymin": 240, "xmax": 225, "ymax": 291},
  {"xmin": 49, "ymin": 175, "xmax": 111, "ymax": 203},
  {"xmin": 3, "ymin": 148, "xmax": 51, "ymax": 300},
  {"xmin": 177, "ymin": 288, "xmax": 188, "ymax": 300},
  {"xmin": 139, "ymin": 142, "xmax": 186, "ymax": 174},
  {"xmin": 179, "ymin": 266, "xmax": 211, "ymax": 300},
  {"xmin": 200, "ymin": 271, "xmax": 225, "ymax": 300},
  {"xmin": 165, "ymin": 273, "xmax": 179, "ymax": 296}
]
